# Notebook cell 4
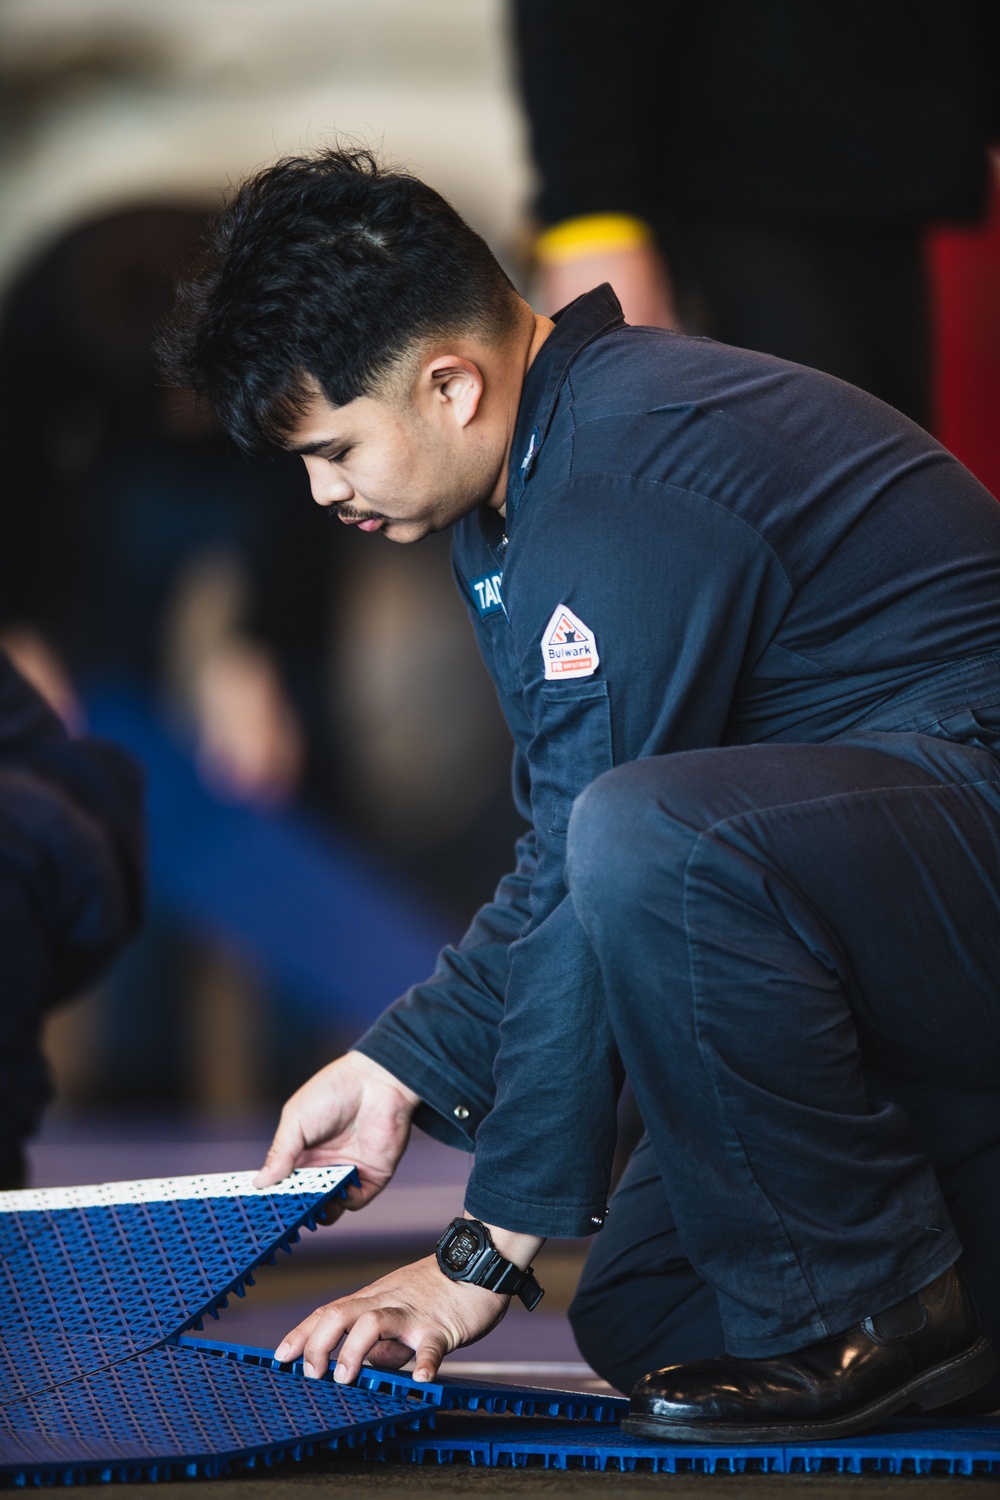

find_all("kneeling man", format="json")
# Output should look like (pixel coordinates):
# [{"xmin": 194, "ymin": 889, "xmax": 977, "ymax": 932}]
[{"xmin": 162, "ymin": 148, "xmax": 1000, "ymax": 1442}]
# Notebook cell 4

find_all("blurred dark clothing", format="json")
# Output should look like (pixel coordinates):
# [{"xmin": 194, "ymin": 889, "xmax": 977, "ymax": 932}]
[
  {"xmin": 0, "ymin": 207, "xmax": 336, "ymax": 801},
  {"xmin": 514, "ymin": 0, "xmax": 999, "ymax": 231},
  {"xmin": 513, "ymin": 0, "xmax": 1000, "ymax": 425},
  {"xmin": 660, "ymin": 218, "xmax": 932, "ymax": 425},
  {"xmin": 0, "ymin": 655, "xmax": 143, "ymax": 1180}
]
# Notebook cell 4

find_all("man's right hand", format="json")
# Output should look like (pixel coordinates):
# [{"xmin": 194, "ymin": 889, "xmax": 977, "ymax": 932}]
[{"xmin": 254, "ymin": 1051, "xmax": 420, "ymax": 1209}]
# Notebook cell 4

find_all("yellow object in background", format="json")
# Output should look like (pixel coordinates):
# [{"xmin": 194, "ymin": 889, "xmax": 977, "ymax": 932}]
[{"xmin": 535, "ymin": 213, "xmax": 653, "ymax": 264}]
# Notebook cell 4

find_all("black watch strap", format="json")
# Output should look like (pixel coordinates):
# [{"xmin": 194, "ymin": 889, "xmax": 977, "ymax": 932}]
[
  {"xmin": 480, "ymin": 1252, "xmax": 545, "ymax": 1309},
  {"xmin": 436, "ymin": 1218, "xmax": 545, "ymax": 1310}
]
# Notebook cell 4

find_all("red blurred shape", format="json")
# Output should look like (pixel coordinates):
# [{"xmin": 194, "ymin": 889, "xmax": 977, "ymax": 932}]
[{"xmin": 929, "ymin": 162, "xmax": 1000, "ymax": 500}]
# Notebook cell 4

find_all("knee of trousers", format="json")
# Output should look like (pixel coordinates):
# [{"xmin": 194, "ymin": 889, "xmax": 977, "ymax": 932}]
[
  {"xmin": 566, "ymin": 759, "xmax": 704, "ymax": 929},
  {"xmin": 567, "ymin": 1284, "xmax": 614, "ymax": 1381}
]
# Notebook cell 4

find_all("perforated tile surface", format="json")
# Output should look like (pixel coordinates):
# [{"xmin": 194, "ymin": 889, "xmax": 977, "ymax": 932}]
[
  {"xmin": 0, "ymin": 1168, "xmax": 355, "ymax": 1405},
  {"xmin": 0, "ymin": 1342, "xmax": 426, "ymax": 1485}
]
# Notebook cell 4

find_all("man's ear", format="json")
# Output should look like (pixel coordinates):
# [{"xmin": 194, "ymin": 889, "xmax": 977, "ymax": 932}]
[{"xmin": 419, "ymin": 355, "xmax": 485, "ymax": 429}]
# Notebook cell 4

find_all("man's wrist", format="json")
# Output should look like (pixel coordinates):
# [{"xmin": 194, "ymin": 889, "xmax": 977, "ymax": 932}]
[
  {"xmin": 347, "ymin": 1049, "xmax": 421, "ymax": 1108},
  {"xmin": 465, "ymin": 1213, "xmax": 544, "ymax": 1273},
  {"xmin": 437, "ymin": 1218, "xmax": 545, "ymax": 1309}
]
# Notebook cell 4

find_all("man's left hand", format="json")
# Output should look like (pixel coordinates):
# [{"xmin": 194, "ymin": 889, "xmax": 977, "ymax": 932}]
[{"xmin": 273, "ymin": 1254, "xmax": 508, "ymax": 1384}]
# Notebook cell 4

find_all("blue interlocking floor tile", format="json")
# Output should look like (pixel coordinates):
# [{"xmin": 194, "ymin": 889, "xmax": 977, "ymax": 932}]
[
  {"xmin": 365, "ymin": 1414, "xmax": 783, "ymax": 1473},
  {"xmin": 9, "ymin": 1172, "xmax": 996, "ymax": 1483},
  {"xmin": 365, "ymin": 1410, "xmax": 1000, "ymax": 1476},
  {"xmin": 0, "ymin": 1168, "xmax": 356, "ymax": 1406},
  {"xmin": 365, "ymin": 1415, "xmax": 494, "ymax": 1468},
  {"xmin": 357, "ymin": 1366, "xmax": 627, "ymax": 1421},
  {"xmin": 179, "ymin": 1339, "xmax": 624, "ymax": 1422},
  {"xmin": 0, "ymin": 1341, "xmax": 431, "ymax": 1486},
  {"xmin": 783, "ymin": 1415, "xmax": 1000, "ymax": 1475},
  {"xmin": 177, "ymin": 1338, "xmax": 440, "ymax": 1412},
  {"xmin": 489, "ymin": 1419, "xmax": 785, "ymax": 1473}
]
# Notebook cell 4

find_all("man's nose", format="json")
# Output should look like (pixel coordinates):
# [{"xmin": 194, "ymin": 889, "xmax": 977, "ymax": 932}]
[{"xmin": 302, "ymin": 456, "xmax": 353, "ymax": 507}]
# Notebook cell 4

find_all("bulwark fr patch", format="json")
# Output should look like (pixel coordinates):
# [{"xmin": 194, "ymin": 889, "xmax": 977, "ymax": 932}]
[{"xmin": 542, "ymin": 605, "xmax": 600, "ymax": 680}]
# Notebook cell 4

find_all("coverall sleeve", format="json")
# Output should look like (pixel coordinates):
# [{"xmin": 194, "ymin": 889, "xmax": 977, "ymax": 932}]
[
  {"xmin": 354, "ymin": 824, "xmax": 536, "ymax": 1151},
  {"xmin": 461, "ymin": 472, "xmax": 790, "ymax": 1235}
]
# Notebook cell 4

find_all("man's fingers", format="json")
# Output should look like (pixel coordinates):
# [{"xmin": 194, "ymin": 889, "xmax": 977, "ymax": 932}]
[
  {"xmin": 413, "ymin": 1330, "xmax": 449, "ymax": 1383},
  {"xmin": 273, "ymin": 1304, "xmax": 328, "ymax": 1366},
  {"xmin": 254, "ymin": 1151, "xmax": 296, "ymax": 1189},
  {"xmin": 333, "ymin": 1309, "xmax": 399, "ymax": 1384},
  {"xmin": 365, "ymin": 1337, "xmax": 414, "ymax": 1371},
  {"xmin": 342, "ymin": 1177, "xmax": 385, "ymax": 1211},
  {"xmin": 300, "ymin": 1304, "xmax": 356, "ymax": 1379},
  {"xmin": 315, "ymin": 1200, "xmax": 346, "ymax": 1227},
  {"xmin": 253, "ymin": 1114, "xmax": 307, "ymax": 1188}
]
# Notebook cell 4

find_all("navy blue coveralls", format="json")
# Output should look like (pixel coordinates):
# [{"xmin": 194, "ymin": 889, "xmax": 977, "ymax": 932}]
[{"xmin": 357, "ymin": 286, "xmax": 1000, "ymax": 1391}]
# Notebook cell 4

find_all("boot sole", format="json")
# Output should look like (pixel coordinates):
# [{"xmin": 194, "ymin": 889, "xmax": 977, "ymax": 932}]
[{"xmin": 621, "ymin": 1334, "xmax": 998, "ymax": 1445}]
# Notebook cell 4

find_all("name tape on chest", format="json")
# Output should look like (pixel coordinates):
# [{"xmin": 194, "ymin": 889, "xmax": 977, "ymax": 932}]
[
  {"xmin": 469, "ymin": 570, "xmax": 505, "ymax": 619},
  {"xmin": 542, "ymin": 604, "xmax": 600, "ymax": 680}
]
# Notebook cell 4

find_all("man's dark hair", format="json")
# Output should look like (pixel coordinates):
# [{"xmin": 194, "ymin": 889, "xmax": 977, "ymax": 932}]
[{"xmin": 159, "ymin": 146, "xmax": 520, "ymax": 450}]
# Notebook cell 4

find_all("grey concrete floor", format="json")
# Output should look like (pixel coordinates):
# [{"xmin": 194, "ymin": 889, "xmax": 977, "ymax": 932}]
[{"xmin": 104, "ymin": 1462, "xmax": 1000, "ymax": 1496}]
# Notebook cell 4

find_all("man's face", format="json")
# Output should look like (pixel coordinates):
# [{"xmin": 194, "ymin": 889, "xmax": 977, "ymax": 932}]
[{"xmin": 287, "ymin": 366, "xmax": 504, "ymax": 544}]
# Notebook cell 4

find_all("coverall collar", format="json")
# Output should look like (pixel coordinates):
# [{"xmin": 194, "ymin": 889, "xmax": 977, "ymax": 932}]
[{"xmin": 506, "ymin": 283, "xmax": 626, "ymax": 516}]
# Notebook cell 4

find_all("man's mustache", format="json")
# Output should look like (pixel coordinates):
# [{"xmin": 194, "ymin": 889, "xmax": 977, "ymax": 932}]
[{"xmin": 328, "ymin": 502, "xmax": 385, "ymax": 522}]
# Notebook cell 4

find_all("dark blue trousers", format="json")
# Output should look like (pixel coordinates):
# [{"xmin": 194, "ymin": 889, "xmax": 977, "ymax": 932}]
[{"xmin": 564, "ymin": 732, "xmax": 1000, "ymax": 1389}]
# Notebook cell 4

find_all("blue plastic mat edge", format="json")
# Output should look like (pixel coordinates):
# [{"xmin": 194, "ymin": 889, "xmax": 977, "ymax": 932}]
[
  {"xmin": 0, "ymin": 1338, "xmax": 435, "ymax": 1486},
  {"xmin": 179, "ymin": 1338, "xmax": 624, "ymax": 1420},
  {"xmin": 177, "ymin": 1171, "xmax": 360, "ymax": 1339},
  {"xmin": 365, "ymin": 1413, "xmax": 1000, "ymax": 1475},
  {"xmin": 1, "ymin": 1413, "xmax": 427, "ymax": 1489},
  {"xmin": 177, "ymin": 1338, "xmax": 438, "ymax": 1410}
]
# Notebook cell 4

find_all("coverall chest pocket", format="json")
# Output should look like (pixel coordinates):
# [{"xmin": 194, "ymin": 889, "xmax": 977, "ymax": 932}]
[{"xmin": 536, "ymin": 680, "xmax": 614, "ymax": 836}]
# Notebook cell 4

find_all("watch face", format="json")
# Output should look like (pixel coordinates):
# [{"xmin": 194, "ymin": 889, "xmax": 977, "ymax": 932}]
[{"xmin": 442, "ymin": 1226, "xmax": 479, "ymax": 1272}]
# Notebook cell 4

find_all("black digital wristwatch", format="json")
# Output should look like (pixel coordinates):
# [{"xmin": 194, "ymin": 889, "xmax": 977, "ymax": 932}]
[{"xmin": 435, "ymin": 1217, "xmax": 544, "ymax": 1310}]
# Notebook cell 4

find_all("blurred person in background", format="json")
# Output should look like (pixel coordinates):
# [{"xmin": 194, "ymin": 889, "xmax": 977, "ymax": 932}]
[
  {"xmin": 0, "ymin": 206, "xmax": 327, "ymax": 814},
  {"xmin": 0, "ymin": 206, "xmax": 339, "ymax": 1108},
  {"xmin": 513, "ymin": 0, "xmax": 1000, "ymax": 426},
  {"xmin": 0, "ymin": 651, "xmax": 142, "ymax": 1187},
  {"xmin": 0, "ymin": 203, "xmax": 519, "ymax": 1110}
]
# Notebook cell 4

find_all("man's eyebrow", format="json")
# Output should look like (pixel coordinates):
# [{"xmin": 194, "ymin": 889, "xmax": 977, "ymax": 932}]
[{"xmin": 288, "ymin": 436, "xmax": 345, "ymax": 456}]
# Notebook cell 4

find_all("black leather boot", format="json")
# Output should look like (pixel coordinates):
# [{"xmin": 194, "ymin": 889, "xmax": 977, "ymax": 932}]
[{"xmin": 624, "ymin": 1266, "xmax": 997, "ymax": 1444}]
